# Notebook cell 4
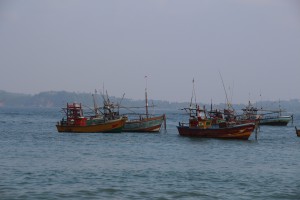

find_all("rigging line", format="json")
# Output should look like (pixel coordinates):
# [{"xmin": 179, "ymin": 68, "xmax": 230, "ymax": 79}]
[
  {"xmin": 100, "ymin": 82, "xmax": 108, "ymax": 106},
  {"xmin": 100, "ymin": 90, "xmax": 106, "ymax": 105},
  {"xmin": 120, "ymin": 106, "xmax": 139, "ymax": 115},
  {"xmin": 117, "ymin": 93, "xmax": 126, "ymax": 113},
  {"xmin": 218, "ymin": 71, "xmax": 230, "ymax": 109},
  {"xmin": 119, "ymin": 93, "xmax": 125, "ymax": 106},
  {"xmin": 81, "ymin": 104, "xmax": 103, "ymax": 115},
  {"xmin": 230, "ymin": 80, "xmax": 234, "ymax": 104}
]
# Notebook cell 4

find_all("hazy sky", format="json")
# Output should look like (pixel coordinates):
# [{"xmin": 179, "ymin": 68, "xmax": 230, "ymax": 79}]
[{"xmin": 0, "ymin": 0, "xmax": 300, "ymax": 103}]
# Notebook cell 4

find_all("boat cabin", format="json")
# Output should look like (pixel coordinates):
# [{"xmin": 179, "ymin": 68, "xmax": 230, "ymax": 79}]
[
  {"xmin": 63, "ymin": 103, "xmax": 87, "ymax": 126},
  {"xmin": 188, "ymin": 105, "xmax": 213, "ymax": 129}
]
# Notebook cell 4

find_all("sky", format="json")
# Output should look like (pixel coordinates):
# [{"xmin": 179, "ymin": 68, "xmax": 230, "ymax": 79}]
[{"xmin": 0, "ymin": 0, "xmax": 300, "ymax": 104}]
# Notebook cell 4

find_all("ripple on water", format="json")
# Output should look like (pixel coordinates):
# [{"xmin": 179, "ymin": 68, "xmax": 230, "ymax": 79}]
[{"xmin": 0, "ymin": 108, "xmax": 300, "ymax": 200}]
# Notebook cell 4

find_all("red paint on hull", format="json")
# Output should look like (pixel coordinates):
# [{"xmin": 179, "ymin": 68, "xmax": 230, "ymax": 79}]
[{"xmin": 177, "ymin": 123, "xmax": 255, "ymax": 140}]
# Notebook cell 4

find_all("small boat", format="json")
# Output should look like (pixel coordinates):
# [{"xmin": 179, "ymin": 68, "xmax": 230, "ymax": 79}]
[
  {"xmin": 177, "ymin": 105, "xmax": 256, "ymax": 140},
  {"xmin": 259, "ymin": 115, "xmax": 292, "ymax": 126},
  {"xmin": 56, "ymin": 98, "xmax": 126, "ymax": 133},
  {"xmin": 123, "ymin": 114, "xmax": 166, "ymax": 132},
  {"xmin": 123, "ymin": 77, "xmax": 166, "ymax": 132},
  {"xmin": 241, "ymin": 101, "xmax": 292, "ymax": 126},
  {"xmin": 295, "ymin": 127, "xmax": 300, "ymax": 137}
]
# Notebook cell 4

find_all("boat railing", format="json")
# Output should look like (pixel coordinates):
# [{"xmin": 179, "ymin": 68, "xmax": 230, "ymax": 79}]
[
  {"xmin": 57, "ymin": 118, "xmax": 67, "ymax": 126},
  {"xmin": 179, "ymin": 122, "xmax": 189, "ymax": 127}
]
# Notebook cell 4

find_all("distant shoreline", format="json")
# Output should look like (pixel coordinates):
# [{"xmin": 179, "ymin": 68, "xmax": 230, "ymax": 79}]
[{"xmin": 1, "ymin": 90, "xmax": 300, "ymax": 112}]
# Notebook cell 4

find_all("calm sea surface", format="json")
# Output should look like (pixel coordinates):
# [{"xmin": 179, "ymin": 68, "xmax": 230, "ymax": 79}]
[{"xmin": 0, "ymin": 107, "xmax": 299, "ymax": 200}]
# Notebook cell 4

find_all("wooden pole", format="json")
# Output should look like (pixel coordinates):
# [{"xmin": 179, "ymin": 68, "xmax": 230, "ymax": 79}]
[
  {"xmin": 255, "ymin": 121, "xmax": 258, "ymax": 140},
  {"xmin": 163, "ymin": 114, "xmax": 167, "ymax": 131}
]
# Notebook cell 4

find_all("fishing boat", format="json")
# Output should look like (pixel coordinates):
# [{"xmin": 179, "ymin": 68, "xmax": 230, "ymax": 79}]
[
  {"xmin": 295, "ymin": 127, "xmax": 300, "ymax": 137},
  {"xmin": 259, "ymin": 115, "xmax": 292, "ymax": 126},
  {"xmin": 123, "ymin": 114, "xmax": 166, "ymax": 132},
  {"xmin": 241, "ymin": 101, "xmax": 293, "ymax": 126},
  {"xmin": 122, "ymin": 77, "xmax": 166, "ymax": 132},
  {"xmin": 177, "ymin": 78, "xmax": 255, "ymax": 140},
  {"xmin": 56, "ymin": 94, "xmax": 126, "ymax": 133},
  {"xmin": 177, "ymin": 105, "xmax": 256, "ymax": 140}
]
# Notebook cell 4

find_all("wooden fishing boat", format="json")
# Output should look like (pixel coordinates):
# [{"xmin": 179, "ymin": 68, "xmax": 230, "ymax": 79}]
[
  {"xmin": 241, "ymin": 101, "xmax": 292, "ymax": 126},
  {"xmin": 122, "ymin": 77, "xmax": 166, "ymax": 132},
  {"xmin": 295, "ymin": 127, "xmax": 300, "ymax": 137},
  {"xmin": 177, "ymin": 79, "xmax": 255, "ymax": 140},
  {"xmin": 177, "ymin": 122, "xmax": 255, "ymax": 140},
  {"xmin": 123, "ymin": 114, "xmax": 166, "ymax": 132},
  {"xmin": 259, "ymin": 115, "xmax": 292, "ymax": 126},
  {"xmin": 56, "ymin": 102, "xmax": 126, "ymax": 133},
  {"xmin": 177, "ymin": 105, "xmax": 255, "ymax": 140}
]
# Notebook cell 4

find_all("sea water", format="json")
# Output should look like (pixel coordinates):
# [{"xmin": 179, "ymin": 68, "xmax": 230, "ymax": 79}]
[{"xmin": 0, "ymin": 107, "xmax": 299, "ymax": 200}]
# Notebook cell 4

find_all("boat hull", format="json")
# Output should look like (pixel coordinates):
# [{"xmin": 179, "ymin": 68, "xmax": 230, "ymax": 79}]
[
  {"xmin": 259, "ymin": 116, "xmax": 291, "ymax": 126},
  {"xmin": 56, "ymin": 118, "xmax": 125, "ymax": 133},
  {"xmin": 296, "ymin": 127, "xmax": 300, "ymax": 137},
  {"xmin": 177, "ymin": 123, "xmax": 255, "ymax": 140},
  {"xmin": 123, "ymin": 115, "xmax": 165, "ymax": 132}
]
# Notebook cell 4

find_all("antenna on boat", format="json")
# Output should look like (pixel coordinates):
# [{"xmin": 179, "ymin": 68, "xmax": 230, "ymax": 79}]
[{"xmin": 145, "ymin": 75, "xmax": 149, "ymax": 119}]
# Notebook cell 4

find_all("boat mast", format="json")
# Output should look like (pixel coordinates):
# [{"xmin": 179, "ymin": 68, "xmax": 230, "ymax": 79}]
[
  {"xmin": 192, "ymin": 78, "xmax": 197, "ymax": 106},
  {"xmin": 188, "ymin": 78, "xmax": 198, "ymax": 117},
  {"xmin": 145, "ymin": 76, "xmax": 149, "ymax": 119},
  {"xmin": 92, "ymin": 89, "xmax": 99, "ymax": 116},
  {"xmin": 219, "ymin": 71, "xmax": 231, "ymax": 110},
  {"xmin": 278, "ymin": 99, "xmax": 282, "ymax": 116}
]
